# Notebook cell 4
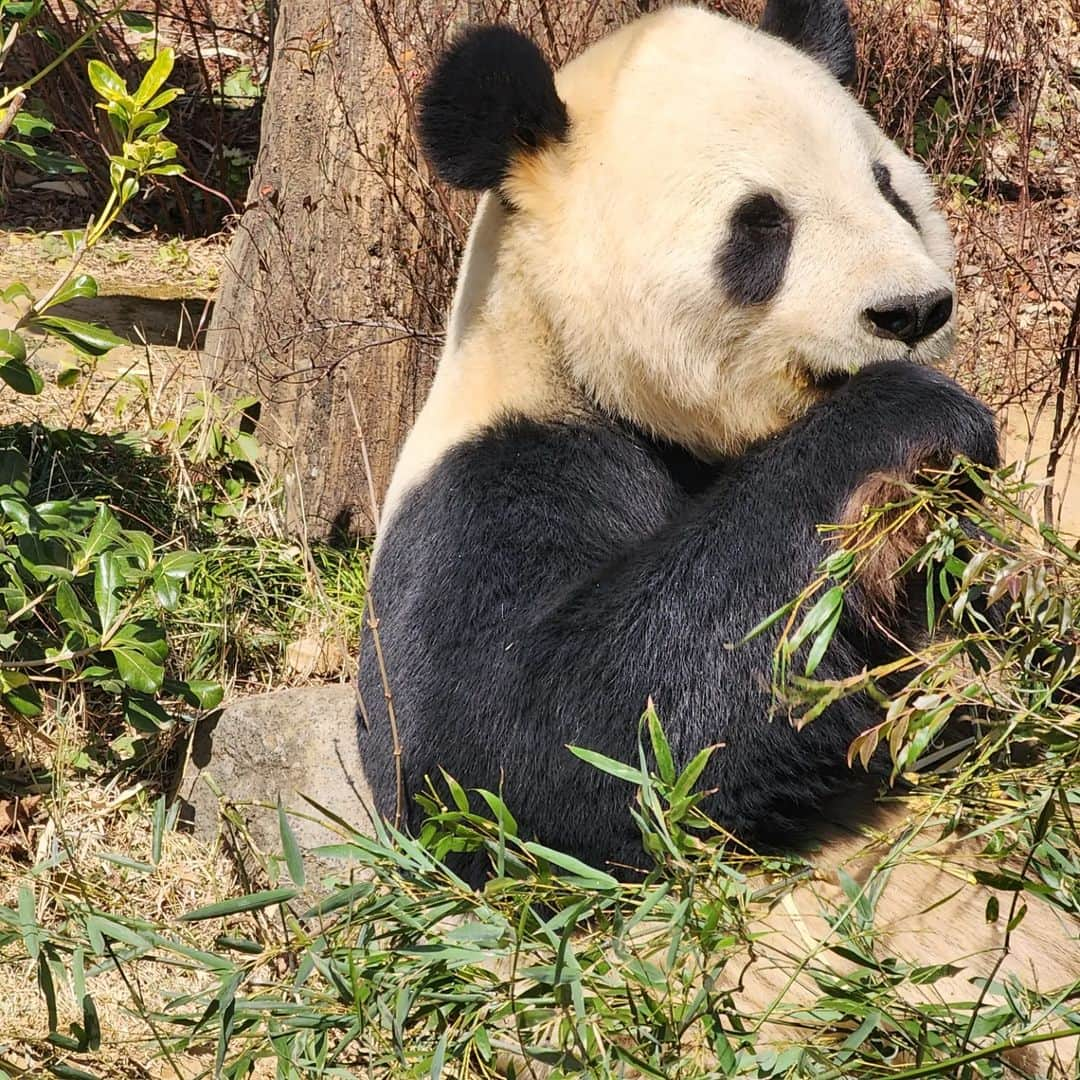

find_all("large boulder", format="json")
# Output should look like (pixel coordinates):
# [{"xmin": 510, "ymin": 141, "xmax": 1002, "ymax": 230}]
[{"xmin": 178, "ymin": 683, "xmax": 376, "ymax": 883}]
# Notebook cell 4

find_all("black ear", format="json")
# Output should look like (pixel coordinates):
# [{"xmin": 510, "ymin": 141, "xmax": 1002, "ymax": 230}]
[
  {"xmin": 759, "ymin": 0, "xmax": 856, "ymax": 87},
  {"xmin": 418, "ymin": 25, "xmax": 568, "ymax": 191}
]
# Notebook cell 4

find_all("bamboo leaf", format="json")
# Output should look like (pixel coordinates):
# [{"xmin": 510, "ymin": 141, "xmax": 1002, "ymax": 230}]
[
  {"xmin": 567, "ymin": 745, "xmax": 645, "ymax": 785},
  {"xmin": 804, "ymin": 597, "xmax": 844, "ymax": 677},
  {"xmin": 522, "ymin": 842, "xmax": 619, "ymax": 891},
  {"xmin": 671, "ymin": 745, "xmax": 716, "ymax": 801},
  {"xmin": 277, "ymin": 800, "xmax": 306, "ymax": 888},
  {"xmin": 180, "ymin": 888, "xmax": 298, "ymax": 922},
  {"xmin": 645, "ymin": 703, "xmax": 675, "ymax": 784},
  {"xmin": 151, "ymin": 795, "xmax": 166, "ymax": 866},
  {"xmin": 786, "ymin": 585, "xmax": 844, "ymax": 658},
  {"xmin": 84, "ymin": 915, "xmax": 150, "ymax": 950}
]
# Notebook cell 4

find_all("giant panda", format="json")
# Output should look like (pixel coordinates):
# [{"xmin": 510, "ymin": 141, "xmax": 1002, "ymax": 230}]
[
  {"xmin": 356, "ymin": 3, "xmax": 1080, "ymax": 1066},
  {"xmin": 357, "ymin": 0, "xmax": 994, "ymax": 872}
]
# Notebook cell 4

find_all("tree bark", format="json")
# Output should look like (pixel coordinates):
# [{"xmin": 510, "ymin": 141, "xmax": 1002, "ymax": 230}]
[{"xmin": 203, "ymin": 0, "xmax": 651, "ymax": 539}]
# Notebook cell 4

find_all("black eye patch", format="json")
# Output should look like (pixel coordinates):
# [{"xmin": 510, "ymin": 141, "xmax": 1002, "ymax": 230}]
[
  {"xmin": 872, "ymin": 163, "xmax": 919, "ymax": 231},
  {"xmin": 717, "ymin": 193, "xmax": 793, "ymax": 306}
]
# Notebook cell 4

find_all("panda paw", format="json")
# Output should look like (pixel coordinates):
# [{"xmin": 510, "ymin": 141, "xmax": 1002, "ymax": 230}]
[{"xmin": 838, "ymin": 360, "xmax": 1000, "ymax": 475}]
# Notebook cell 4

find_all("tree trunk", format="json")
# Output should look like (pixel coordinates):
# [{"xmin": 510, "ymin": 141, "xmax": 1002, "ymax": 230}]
[
  {"xmin": 203, "ymin": 0, "xmax": 650, "ymax": 539},
  {"xmin": 202, "ymin": 0, "xmax": 450, "ymax": 538}
]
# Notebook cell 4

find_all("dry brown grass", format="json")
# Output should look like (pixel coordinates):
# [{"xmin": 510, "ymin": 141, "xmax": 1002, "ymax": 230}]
[{"xmin": 852, "ymin": 0, "xmax": 1080, "ymax": 528}]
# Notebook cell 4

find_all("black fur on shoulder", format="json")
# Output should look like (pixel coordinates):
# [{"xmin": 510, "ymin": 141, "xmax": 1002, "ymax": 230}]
[
  {"xmin": 759, "ymin": 0, "xmax": 857, "ymax": 87},
  {"xmin": 418, "ymin": 25, "xmax": 568, "ymax": 191}
]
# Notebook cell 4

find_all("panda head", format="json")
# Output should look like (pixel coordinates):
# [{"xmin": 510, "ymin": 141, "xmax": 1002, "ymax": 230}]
[{"xmin": 419, "ymin": 2, "xmax": 956, "ymax": 456}]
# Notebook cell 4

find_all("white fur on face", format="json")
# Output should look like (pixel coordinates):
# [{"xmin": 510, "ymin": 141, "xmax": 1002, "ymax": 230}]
[
  {"xmin": 505, "ymin": 6, "xmax": 957, "ymax": 456},
  {"xmin": 382, "ymin": 6, "xmax": 962, "ymax": 525}
]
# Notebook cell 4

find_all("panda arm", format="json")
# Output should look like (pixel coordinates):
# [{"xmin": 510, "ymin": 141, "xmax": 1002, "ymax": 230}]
[{"xmin": 503, "ymin": 363, "xmax": 998, "ymax": 862}]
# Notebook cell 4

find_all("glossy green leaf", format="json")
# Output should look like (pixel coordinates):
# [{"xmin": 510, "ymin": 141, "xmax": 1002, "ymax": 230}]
[
  {"xmin": 56, "ymin": 364, "xmax": 81, "ymax": 388},
  {"xmin": 31, "ymin": 316, "xmax": 127, "ymax": 357},
  {"xmin": 156, "ymin": 550, "xmax": 201, "ymax": 579},
  {"xmin": 55, "ymin": 580, "xmax": 93, "ymax": 631},
  {"xmin": 94, "ymin": 551, "xmax": 122, "ymax": 630},
  {"xmin": 113, "ymin": 620, "xmax": 167, "ymax": 662},
  {"xmin": 0, "ymin": 357, "xmax": 43, "ymax": 395},
  {"xmin": 12, "ymin": 112, "xmax": 53, "ymax": 137},
  {"xmin": 0, "ymin": 449, "xmax": 30, "ymax": 495},
  {"xmin": 0, "ymin": 328, "xmax": 27, "ymax": 363},
  {"xmin": 120, "ymin": 10, "xmax": 154, "ymax": 32},
  {"xmin": 1, "ymin": 677, "xmax": 43, "ymax": 717},
  {"xmin": 145, "ymin": 87, "xmax": 183, "ymax": 111},
  {"xmin": 50, "ymin": 273, "xmax": 98, "ymax": 308},
  {"xmin": 0, "ymin": 140, "xmax": 86, "ymax": 174},
  {"xmin": 1, "ymin": 282, "xmax": 33, "ymax": 304},
  {"xmin": 153, "ymin": 572, "xmax": 180, "ymax": 610},
  {"xmin": 124, "ymin": 529, "xmax": 154, "ymax": 570},
  {"xmin": 134, "ymin": 48, "xmax": 175, "ymax": 108},
  {"xmin": 87, "ymin": 59, "xmax": 128, "ymax": 104},
  {"xmin": 81, "ymin": 505, "xmax": 120, "ymax": 561},
  {"xmin": 180, "ymin": 678, "xmax": 224, "ymax": 710},
  {"xmin": 124, "ymin": 693, "xmax": 171, "ymax": 731},
  {"xmin": 111, "ymin": 645, "xmax": 164, "ymax": 694},
  {"xmin": 1, "ymin": 496, "xmax": 35, "ymax": 529}
]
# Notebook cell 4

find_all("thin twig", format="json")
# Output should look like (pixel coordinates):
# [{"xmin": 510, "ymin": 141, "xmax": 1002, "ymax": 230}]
[
  {"xmin": 0, "ymin": 89, "xmax": 24, "ymax": 140},
  {"xmin": 346, "ymin": 383, "xmax": 405, "ymax": 827}
]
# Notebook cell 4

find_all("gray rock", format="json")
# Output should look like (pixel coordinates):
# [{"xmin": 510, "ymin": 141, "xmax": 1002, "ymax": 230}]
[{"xmin": 178, "ymin": 683, "xmax": 377, "ymax": 886}]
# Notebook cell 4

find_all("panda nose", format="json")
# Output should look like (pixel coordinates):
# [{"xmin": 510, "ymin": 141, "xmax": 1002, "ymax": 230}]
[{"xmin": 864, "ymin": 290, "xmax": 954, "ymax": 346}]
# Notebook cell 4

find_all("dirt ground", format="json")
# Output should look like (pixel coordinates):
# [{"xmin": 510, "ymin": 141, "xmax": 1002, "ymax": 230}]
[
  {"xmin": 1002, "ymin": 402, "xmax": 1080, "ymax": 533},
  {"xmin": 0, "ymin": 230, "xmax": 219, "ymax": 431}
]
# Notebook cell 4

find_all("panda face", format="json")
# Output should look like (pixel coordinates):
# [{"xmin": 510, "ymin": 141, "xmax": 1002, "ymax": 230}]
[
  {"xmin": 507, "ymin": 9, "xmax": 955, "ymax": 455},
  {"xmin": 420, "ymin": 5, "xmax": 957, "ymax": 457}
]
